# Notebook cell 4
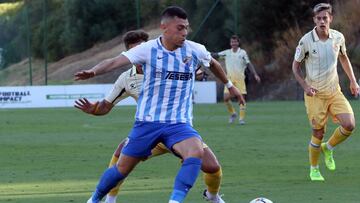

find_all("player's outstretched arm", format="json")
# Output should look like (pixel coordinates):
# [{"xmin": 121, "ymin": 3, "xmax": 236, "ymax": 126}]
[
  {"xmin": 209, "ymin": 58, "xmax": 245, "ymax": 105},
  {"xmin": 339, "ymin": 54, "xmax": 360, "ymax": 97},
  {"xmin": 74, "ymin": 98, "xmax": 114, "ymax": 116},
  {"xmin": 74, "ymin": 55, "xmax": 131, "ymax": 81}
]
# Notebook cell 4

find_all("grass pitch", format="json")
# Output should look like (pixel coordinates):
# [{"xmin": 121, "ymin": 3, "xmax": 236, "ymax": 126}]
[{"xmin": 1, "ymin": 101, "xmax": 359, "ymax": 203}]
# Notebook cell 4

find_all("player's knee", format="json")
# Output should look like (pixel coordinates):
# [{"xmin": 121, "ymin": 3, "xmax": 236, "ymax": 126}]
[
  {"xmin": 312, "ymin": 129, "xmax": 325, "ymax": 140},
  {"xmin": 341, "ymin": 121, "xmax": 355, "ymax": 132},
  {"xmin": 184, "ymin": 147, "xmax": 204, "ymax": 159},
  {"xmin": 202, "ymin": 161, "xmax": 220, "ymax": 174}
]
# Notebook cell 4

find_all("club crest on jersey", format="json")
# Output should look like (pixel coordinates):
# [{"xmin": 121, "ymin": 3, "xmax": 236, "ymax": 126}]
[
  {"xmin": 182, "ymin": 56, "xmax": 192, "ymax": 64},
  {"xmin": 312, "ymin": 49, "xmax": 317, "ymax": 54},
  {"xmin": 129, "ymin": 82, "xmax": 136, "ymax": 89}
]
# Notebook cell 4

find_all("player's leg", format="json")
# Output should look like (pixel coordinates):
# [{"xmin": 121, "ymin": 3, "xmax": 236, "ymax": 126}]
[
  {"xmin": 163, "ymin": 123, "xmax": 204, "ymax": 203},
  {"xmin": 105, "ymin": 140, "xmax": 126, "ymax": 203},
  {"xmin": 170, "ymin": 137, "xmax": 203, "ymax": 203},
  {"xmin": 309, "ymin": 128, "xmax": 325, "ymax": 181},
  {"xmin": 304, "ymin": 94, "xmax": 327, "ymax": 181},
  {"xmin": 328, "ymin": 113, "xmax": 355, "ymax": 147},
  {"xmin": 201, "ymin": 147, "xmax": 225, "ymax": 203},
  {"xmin": 105, "ymin": 142, "xmax": 170, "ymax": 203},
  {"xmin": 235, "ymin": 80, "xmax": 247, "ymax": 125},
  {"xmin": 322, "ymin": 93, "xmax": 355, "ymax": 171},
  {"xmin": 88, "ymin": 121, "xmax": 161, "ymax": 203},
  {"xmin": 224, "ymin": 87, "xmax": 236, "ymax": 123},
  {"xmin": 88, "ymin": 153, "xmax": 141, "ymax": 203}
]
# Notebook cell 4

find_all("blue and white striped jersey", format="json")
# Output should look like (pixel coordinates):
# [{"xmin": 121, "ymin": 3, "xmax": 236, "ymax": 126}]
[{"xmin": 122, "ymin": 36, "xmax": 211, "ymax": 123}]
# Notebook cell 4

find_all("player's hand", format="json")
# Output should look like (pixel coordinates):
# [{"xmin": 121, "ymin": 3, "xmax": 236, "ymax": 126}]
[
  {"xmin": 350, "ymin": 81, "xmax": 360, "ymax": 97},
  {"xmin": 254, "ymin": 74, "xmax": 261, "ymax": 83},
  {"xmin": 74, "ymin": 70, "xmax": 95, "ymax": 81},
  {"xmin": 228, "ymin": 86, "xmax": 246, "ymax": 105},
  {"xmin": 74, "ymin": 98, "xmax": 98, "ymax": 114},
  {"xmin": 304, "ymin": 85, "xmax": 318, "ymax": 97}
]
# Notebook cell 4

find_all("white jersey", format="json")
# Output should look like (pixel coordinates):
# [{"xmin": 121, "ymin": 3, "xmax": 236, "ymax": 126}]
[
  {"xmin": 218, "ymin": 48, "xmax": 250, "ymax": 81},
  {"xmin": 294, "ymin": 28, "xmax": 346, "ymax": 93},
  {"xmin": 105, "ymin": 66, "xmax": 143, "ymax": 104},
  {"xmin": 122, "ymin": 36, "xmax": 211, "ymax": 123}
]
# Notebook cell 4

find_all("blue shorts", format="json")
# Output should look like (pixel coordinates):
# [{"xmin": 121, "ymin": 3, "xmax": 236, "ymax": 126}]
[{"xmin": 122, "ymin": 121, "xmax": 202, "ymax": 158}]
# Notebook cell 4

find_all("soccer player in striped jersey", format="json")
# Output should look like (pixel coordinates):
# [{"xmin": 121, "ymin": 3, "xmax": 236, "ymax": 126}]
[
  {"xmin": 75, "ymin": 6, "xmax": 244, "ymax": 203},
  {"xmin": 292, "ymin": 3, "xmax": 359, "ymax": 181},
  {"xmin": 75, "ymin": 29, "xmax": 225, "ymax": 203}
]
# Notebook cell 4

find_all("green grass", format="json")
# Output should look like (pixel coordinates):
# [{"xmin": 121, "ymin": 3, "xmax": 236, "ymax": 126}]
[{"xmin": 0, "ymin": 101, "xmax": 359, "ymax": 203}]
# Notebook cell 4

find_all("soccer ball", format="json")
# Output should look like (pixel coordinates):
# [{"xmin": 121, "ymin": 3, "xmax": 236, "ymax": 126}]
[{"xmin": 249, "ymin": 197, "xmax": 273, "ymax": 203}]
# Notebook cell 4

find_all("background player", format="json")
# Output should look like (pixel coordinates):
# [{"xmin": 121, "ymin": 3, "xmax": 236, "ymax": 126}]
[
  {"xmin": 75, "ymin": 6, "xmax": 244, "ymax": 203},
  {"xmin": 214, "ymin": 35, "xmax": 261, "ymax": 125},
  {"xmin": 75, "ymin": 29, "xmax": 225, "ymax": 203},
  {"xmin": 292, "ymin": 3, "xmax": 359, "ymax": 181}
]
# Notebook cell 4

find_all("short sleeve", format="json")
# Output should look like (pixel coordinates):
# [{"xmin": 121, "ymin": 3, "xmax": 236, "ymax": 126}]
[
  {"xmin": 122, "ymin": 42, "xmax": 149, "ymax": 64},
  {"xmin": 294, "ymin": 38, "xmax": 306, "ymax": 62},
  {"xmin": 339, "ymin": 34, "xmax": 347, "ymax": 55},
  {"xmin": 197, "ymin": 45, "xmax": 212, "ymax": 68},
  {"xmin": 242, "ymin": 50, "xmax": 250, "ymax": 64},
  {"xmin": 105, "ymin": 72, "xmax": 129, "ymax": 105}
]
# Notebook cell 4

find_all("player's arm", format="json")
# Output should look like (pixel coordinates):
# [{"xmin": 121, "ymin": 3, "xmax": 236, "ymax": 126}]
[
  {"xmin": 74, "ymin": 98, "xmax": 114, "ymax": 116},
  {"xmin": 247, "ymin": 62, "xmax": 261, "ymax": 83},
  {"xmin": 209, "ymin": 58, "xmax": 245, "ymax": 104},
  {"xmin": 339, "ymin": 54, "xmax": 360, "ymax": 96},
  {"xmin": 292, "ymin": 60, "xmax": 317, "ymax": 96},
  {"xmin": 74, "ymin": 55, "xmax": 131, "ymax": 81}
]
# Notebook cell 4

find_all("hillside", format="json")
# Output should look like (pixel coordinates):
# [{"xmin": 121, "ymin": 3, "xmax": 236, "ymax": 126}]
[{"xmin": 0, "ymin": 27, "xmax": 162, "ymax": 86}]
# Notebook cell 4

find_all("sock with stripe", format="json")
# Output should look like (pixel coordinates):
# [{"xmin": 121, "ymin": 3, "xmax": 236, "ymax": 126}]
[
  {"xmin": 309, "ymin": 135, "xmax": 322, "ymax": 167},
  {"xmin": 327, "ymin": 126, "xmax": 352, "ymax": 150}
]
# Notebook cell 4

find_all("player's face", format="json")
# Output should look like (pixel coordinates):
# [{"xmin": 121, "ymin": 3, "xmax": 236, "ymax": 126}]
[
  {"xmin": 161, "ymin": 16, "xmax": 189, "ymax": 49},
  {"xmin": 313, "ymin": 11, "xmax": 332, "ymax": 32},
  {"xmin": 230, "ymin": 39, "xmax": 239, "ymax": 49}
]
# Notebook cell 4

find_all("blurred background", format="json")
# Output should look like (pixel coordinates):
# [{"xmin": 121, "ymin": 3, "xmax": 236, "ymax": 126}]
[{"xmin": 0, "ymin": 0, "xmax": 359, "ymax": 100}]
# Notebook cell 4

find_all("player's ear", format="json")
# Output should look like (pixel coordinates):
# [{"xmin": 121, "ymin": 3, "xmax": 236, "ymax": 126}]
[
  {"xmin": 160, "ymin": 21, "xmax": 167, "ymax": 31},
  {"xmin": 329, "ymin": 14, "xmax": 333, "ymax": 23}
]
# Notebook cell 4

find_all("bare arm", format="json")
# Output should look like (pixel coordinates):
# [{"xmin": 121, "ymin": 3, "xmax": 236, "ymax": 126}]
[
  {"xmin": 247, "ymin": 62, "xmax": 261, "ymax": 83},
  {"xmin": 74, "ymin": 98, "xmax": 114, "ymax": 116},
  {"xmin": 74, "ymin": 55, "xmax": 131, "ymax": 81},
  {"xmin": 209, "ymin": 58, "xmax": 245, "ymax": 104},
  {"xmin": 292, "ymin": 60, "xmax": 317, "ymax": 96},
  {"xmin": 339, "ymin": 54, "xmax": 360, "ymax": 96}
]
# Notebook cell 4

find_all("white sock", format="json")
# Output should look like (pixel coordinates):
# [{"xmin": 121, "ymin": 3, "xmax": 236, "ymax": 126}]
[
  {"xmin": 105, "ymin": 195, "xmax": 117, "ymax": 203},
  {"xmin": 310, "ymin": 165, "xmax": 319, "ymax": 170},
  {"xmin": 206, "ymin": 190, "xmax": 218, "ymax": 199},
  {"xmin": 169, "ymin": 200, "xmax": 180, "ymax": 203},
  {"xmin": 326, "ymin": 142, "xmax": 334, "ymax": 150}
]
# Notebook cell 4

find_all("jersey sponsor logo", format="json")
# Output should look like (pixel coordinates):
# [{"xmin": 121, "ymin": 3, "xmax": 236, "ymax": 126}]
[{"xmin": 165, "ymin": 71, "xmax": 193, "ymax": 81}]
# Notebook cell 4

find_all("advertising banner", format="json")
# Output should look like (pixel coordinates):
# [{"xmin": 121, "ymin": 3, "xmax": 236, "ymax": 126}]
[{"xmin": 0, "ymin": 82, "xmax": 216, "ymax": 109}]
